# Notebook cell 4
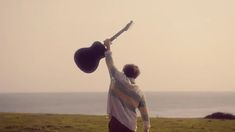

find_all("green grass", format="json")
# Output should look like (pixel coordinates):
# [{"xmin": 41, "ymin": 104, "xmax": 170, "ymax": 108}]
[{"xmin": 1, "ymin": 113, "xmax": 235, "ymax": 132}]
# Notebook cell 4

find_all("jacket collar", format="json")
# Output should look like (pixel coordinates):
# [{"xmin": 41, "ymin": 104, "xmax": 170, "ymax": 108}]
[{"xmin": 129, "ymin": 78, "xmax": 135, "ymax": 84}]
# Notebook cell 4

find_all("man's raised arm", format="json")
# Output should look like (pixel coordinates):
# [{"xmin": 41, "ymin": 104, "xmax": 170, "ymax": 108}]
[{"xmin": 104, "ymin": 39, "xmax": 117, "ymax": 77}]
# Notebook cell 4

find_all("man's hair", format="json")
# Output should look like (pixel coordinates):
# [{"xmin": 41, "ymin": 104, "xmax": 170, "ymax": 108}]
[{"xmin": 122, "ymin": 64, "xmax": 140, "ymax": 79}]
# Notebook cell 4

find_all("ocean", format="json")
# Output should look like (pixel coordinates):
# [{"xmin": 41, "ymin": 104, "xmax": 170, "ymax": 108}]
[{"xmin": 0, "ymin": 92, "xmax": 234, "ymax": 118}]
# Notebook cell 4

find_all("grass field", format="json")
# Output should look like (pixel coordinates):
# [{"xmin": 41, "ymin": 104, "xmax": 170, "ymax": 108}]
[{"xmin": 1, "ymin": 113, "xmax": 235, "ymax": 132}]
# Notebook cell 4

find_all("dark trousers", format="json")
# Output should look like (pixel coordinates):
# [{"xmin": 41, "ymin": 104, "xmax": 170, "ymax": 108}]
[{"xmin": 109, "ymin": 116, "xmax": 134, "ymax": 132}]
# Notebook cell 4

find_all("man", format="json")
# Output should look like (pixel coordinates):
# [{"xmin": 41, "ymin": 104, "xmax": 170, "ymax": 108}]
[{"xmin": 104, "ymin": 39, "xmax": 151, "ymax": 132}]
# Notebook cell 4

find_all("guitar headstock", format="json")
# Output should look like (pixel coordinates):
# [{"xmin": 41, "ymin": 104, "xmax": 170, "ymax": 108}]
[
  {"xmin": 109, "ymin": 20, "xmax": 134, "ymax": 42},
  {"xmin": 123, "ymin": 20, "xmax": 133, "ymax": 31}
]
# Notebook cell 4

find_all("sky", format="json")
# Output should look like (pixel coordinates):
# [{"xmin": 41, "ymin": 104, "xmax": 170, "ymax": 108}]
[{"xmin": 1, "ymin": 0, "xmax": 235, "ymax": 92}]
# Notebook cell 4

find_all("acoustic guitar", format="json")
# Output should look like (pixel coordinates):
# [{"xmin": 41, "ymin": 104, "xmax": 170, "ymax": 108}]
[{"xmin": 74, "ymin": 21, "xmax": 133, "ymax": 73}]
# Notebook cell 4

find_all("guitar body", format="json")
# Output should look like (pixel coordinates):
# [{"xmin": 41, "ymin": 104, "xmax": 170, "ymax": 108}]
[{"xmin": 74, "ymin": 41, "xmax": 106, "ymax": 73}]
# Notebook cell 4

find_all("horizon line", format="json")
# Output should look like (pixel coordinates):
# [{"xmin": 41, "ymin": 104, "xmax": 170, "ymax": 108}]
[{"xmin": 1, "ymin": 90, "xmax": 235, "ymax": 94}]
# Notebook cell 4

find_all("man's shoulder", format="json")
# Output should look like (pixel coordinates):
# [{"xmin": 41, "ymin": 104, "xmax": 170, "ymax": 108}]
[{"xmin": 130, "ymin": 85, "xmax": 144, "ymax": 97}]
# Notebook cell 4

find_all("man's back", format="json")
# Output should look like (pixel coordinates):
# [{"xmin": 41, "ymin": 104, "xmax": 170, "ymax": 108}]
[{"xmin": 105, "ymin": 48, "xmax": 150, "ymax": 132}]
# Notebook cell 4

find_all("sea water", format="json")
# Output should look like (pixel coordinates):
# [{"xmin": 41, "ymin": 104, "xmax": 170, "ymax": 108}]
[{"xmin": 0, "ymin": 92, "xmax": 234, "ymax": 118}]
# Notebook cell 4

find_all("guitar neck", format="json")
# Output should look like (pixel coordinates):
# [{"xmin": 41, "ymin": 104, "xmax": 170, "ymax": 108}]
[
  {"xmin": 110, "ymin": 29, "xmax": 125, "ymax": 42},
  {"xmin": 108, "ymin": 20, "xmax": 133, "ymax": 44}
]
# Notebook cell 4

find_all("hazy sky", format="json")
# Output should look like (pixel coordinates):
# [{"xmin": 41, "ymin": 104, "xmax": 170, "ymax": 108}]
[{"xmin": 1, "ymin": 0, "xmax": 235, "ymax": 92}]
